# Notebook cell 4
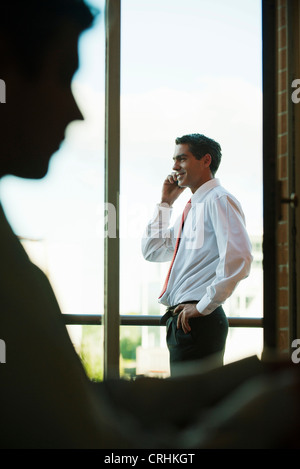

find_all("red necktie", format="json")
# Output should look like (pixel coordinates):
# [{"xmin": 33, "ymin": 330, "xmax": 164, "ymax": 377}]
[{"xmin": 158, "ymin": 199, "xmax": 192, "ymax": 299}]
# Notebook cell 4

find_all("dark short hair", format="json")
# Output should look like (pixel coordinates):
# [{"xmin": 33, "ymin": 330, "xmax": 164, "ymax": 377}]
[
  {"xmin": 1, "ymin": 0, "xmax": 97, "ymax": 77},
  {"xmin": 175, "ymin": 133, "xmax": 222, "ymax": 176}
]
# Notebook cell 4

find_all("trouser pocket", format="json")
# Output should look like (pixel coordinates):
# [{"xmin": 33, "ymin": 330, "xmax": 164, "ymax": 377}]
[{"xmin": 166, "ymin": 316, "xmax": 194, "ymax": 347}]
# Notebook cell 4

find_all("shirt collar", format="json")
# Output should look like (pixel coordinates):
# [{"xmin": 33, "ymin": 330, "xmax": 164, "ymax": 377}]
[{"xmin": 191, "ymin": 178, "xmax": 220, "ymax": 204}]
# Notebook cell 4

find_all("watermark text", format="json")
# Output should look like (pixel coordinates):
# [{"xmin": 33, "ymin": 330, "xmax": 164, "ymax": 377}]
[
  {"xmin": 100, "ymin": 199, "xmax": 205, "ymax": 250},
  {"xmin": 103, "ymin": 452, "xmax": 195, "ymax": 466},
  {"xmin": 291, "ymin": 339, "xmax": 300, "ymax": 364},
  {"xmin": 0, "ymin": 79, "xmax": 6, "ymax": 103},
  {"xmin": 0, "ymin": 339, "xmax": 6, "ymax": 364}
]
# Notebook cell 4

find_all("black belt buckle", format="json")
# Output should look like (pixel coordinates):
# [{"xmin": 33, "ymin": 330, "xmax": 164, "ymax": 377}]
[{"xmin": 160, "ymin": 305, "xmax": 179, "ymax": 325}]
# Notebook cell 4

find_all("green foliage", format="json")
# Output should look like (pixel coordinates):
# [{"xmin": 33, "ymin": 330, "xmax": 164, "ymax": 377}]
[
  {"xmin": 120, "ymin": 326, "xmax": 142, "ymax": 360},
  {"xmin": 78, "ymin": 324, "xmax": 142, "ymax": 381},
  {"xmin": 79, "ymin": 325, "xmax": 103, "ymax": 382}
]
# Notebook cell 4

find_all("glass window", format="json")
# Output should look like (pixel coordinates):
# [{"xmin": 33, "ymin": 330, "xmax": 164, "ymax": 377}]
[
  {"xmin": 0, "ymin": 0, "xmax": 263, "ymax": 380},
  {"xmin": 120, "ymin": 0, "xmax": 263, "ymax": 376}
]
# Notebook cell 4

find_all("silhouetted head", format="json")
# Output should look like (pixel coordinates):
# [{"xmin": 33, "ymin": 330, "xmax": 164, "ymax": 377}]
[{"xmin": 0, "ymin": 0, "xmax": 97, "ymax": 179}]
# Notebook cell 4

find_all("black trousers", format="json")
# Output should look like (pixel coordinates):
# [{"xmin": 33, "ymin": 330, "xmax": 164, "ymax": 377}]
[{"xmin": 162, "ymin": 305, "xmax": 229, "ymax": 374}]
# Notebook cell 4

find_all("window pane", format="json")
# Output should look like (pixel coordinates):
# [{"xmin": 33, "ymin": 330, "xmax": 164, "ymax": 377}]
[
  {"xmin": 120, "ymin": 325, "xmax": 170, "ymax": 379},
  {"xmin": 225, "ymin": 328, "xmax": 263, "ymax": 364},
  {"xmin": 120, "ymin": 0, "xmax": 263, "ymax": 366},
  {"xmin": 80, "ymin": 325, "xmax": 104, "ymax": 382},
  {"xmin": 120, "ymin": 326, "xmax": 263, "ymax": 380}
]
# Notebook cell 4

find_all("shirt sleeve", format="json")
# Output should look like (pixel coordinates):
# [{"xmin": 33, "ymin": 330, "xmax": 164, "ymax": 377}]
[
  {"xmin": 196, "ymin": 195, "xmax": 253, "ymax": 316},
  {"xmin": 141, "ymin": 203, "xmax": 177, "ymax": 262}
]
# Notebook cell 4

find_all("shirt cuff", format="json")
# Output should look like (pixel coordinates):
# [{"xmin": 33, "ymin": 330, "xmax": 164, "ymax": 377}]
[{"xmin": 196, "ymin": 296, "xmax": 220, "ymax": 316}]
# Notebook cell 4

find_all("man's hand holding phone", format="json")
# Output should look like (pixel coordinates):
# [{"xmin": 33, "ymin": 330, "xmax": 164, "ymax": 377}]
[{"xmin": 161, "ymin": 172, "xmax": 185, "ymax": 207}]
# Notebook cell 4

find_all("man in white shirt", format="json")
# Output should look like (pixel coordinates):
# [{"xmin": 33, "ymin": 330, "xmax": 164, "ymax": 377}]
[{"xmin": 142, "ymin": 133, "xmax": 253, "ymax": 373}]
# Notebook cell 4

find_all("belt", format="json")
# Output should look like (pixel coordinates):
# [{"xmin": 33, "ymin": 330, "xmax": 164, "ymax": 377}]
[{"xmin": 160, "ymin": 301, "xmax": 198, "ymax": 325}]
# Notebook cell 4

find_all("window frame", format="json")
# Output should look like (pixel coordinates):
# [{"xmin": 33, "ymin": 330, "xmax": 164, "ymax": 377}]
[{"xmin": 64, "ymin": 0, "xmax": 266, "ymax": 378}]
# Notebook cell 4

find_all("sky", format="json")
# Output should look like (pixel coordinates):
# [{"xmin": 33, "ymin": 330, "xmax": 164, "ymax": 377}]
[{"xmin": 0, "ymin": 0, "xmax": 262, "ymax": 316}]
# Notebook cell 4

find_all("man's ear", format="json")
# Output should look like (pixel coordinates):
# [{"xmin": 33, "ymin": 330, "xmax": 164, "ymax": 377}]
[{"xmin": 202, "ymin": 153, "xmax": 212, "ymax": 167}]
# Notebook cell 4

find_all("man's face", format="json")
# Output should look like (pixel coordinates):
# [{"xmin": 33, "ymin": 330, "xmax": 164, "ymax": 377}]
[
  {"xmin": 172, "ymin": 143, "xmax": 212, "ymax": 193},
  {"xmin": 1, "ymin": 22, "xmax": 83, "ymax": 179}
]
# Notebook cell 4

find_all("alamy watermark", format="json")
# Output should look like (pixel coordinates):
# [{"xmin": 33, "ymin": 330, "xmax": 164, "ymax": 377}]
[
  {"xmin": 0, "ymin": 79, "xmax": 6, "ymax": 103},
  {"xmin": 291, "ymin": 339, "xmax": 300, "ymax": 364},
  {"xmin": 0, "ymin": 339, "xmax": 6, "ymax": 364},
  {"xmin": 102, "ymin": 198, "xmax": 206, "ymax": 250}
]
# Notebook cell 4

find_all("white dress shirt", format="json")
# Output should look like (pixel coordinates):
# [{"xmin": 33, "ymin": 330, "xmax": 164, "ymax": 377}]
[{"xmin": 141, "ymin": 178, "xmax": 253, "ymax": 316}]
